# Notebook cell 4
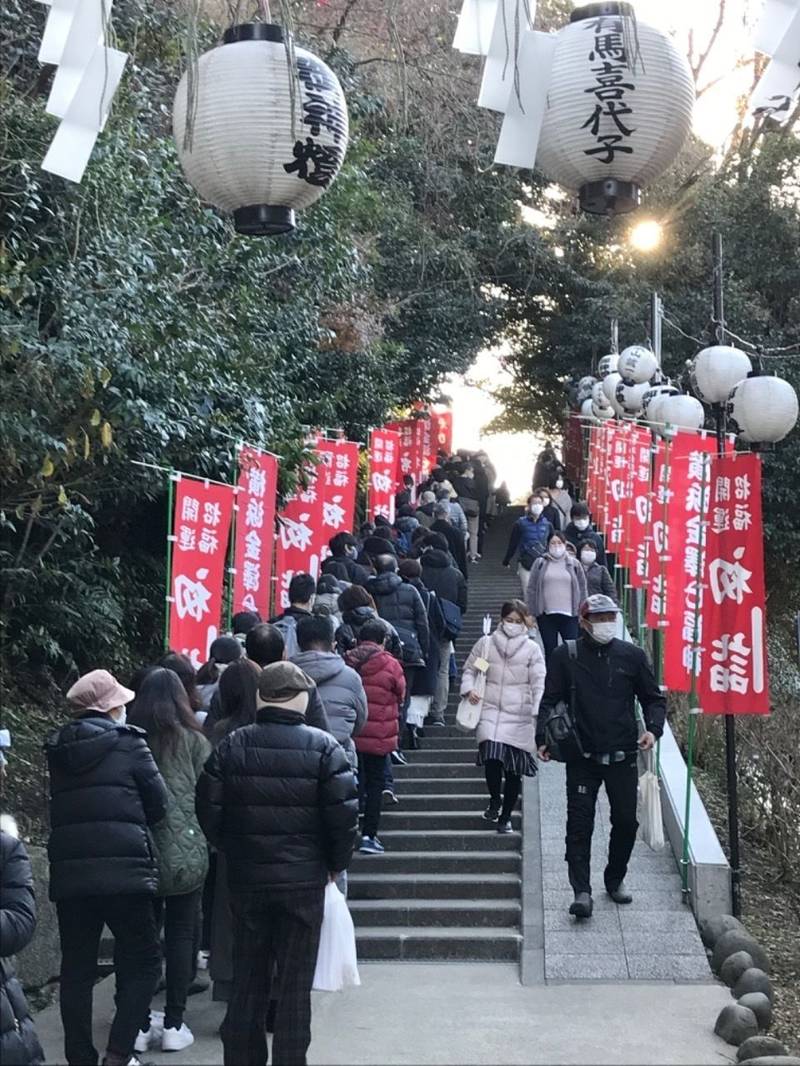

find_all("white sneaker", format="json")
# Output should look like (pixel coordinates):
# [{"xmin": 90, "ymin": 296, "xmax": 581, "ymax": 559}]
[
  {"xmin": 161, "ymin": 1023, "xmax": 195, "ymax": 1052},
  {"xmin": 197, "ymin": 949, "xmax": 210, "ymax": 971},
  {"xmin": 133, "ymin": 1010, "xmax": 164, "ymax": 1053}
]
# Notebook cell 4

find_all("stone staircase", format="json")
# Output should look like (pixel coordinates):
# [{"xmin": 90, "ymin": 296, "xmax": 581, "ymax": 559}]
[{"xmin": 349, "ymin": 513, "xmax": 525, "ymax": 961}]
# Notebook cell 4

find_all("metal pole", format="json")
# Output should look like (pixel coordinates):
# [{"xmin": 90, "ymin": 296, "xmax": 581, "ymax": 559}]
[
  {"xmin": 649, "ymin": 292, "xmax": 664, "ymax": 774},
  {"xmin": 711, "ymin": 232, "xmax": 742, "ymax": 918},
  {"xmin": 164, "ymin": 471, "xmax": 175, "ymax": 652},
  {"xmin": 611, "ymin": 318, "xmax": 619, "ymax": 354}
]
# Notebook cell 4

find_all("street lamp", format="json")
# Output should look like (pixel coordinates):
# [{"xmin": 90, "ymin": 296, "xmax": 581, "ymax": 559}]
[{"xmin": 630, "ymin": 219, "xmax": 664, "ymax": 253}]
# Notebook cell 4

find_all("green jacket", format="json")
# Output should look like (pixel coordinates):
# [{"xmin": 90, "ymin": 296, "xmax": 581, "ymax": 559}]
[{"xmin": 150, "ymin": 727, "xmax": 211, "ymax": 896}]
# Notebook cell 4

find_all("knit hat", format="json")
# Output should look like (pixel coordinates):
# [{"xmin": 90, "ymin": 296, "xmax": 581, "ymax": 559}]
[
  {"xmin": 257, "ymin": 662, "xmax": 315, "ymax": 713},
  {"xmin": 66, "ymin": 670, "xmax": 135, "ymax": 716}
]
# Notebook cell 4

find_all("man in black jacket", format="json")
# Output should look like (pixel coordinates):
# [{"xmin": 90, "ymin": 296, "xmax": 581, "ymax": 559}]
[
  {"xmin": 367, "ymin": 555, "xmax": 430, "ymax": 665},
  {"xmin": 321, "ymin": 532, "xmax": 371, "ymax": 586},
  {"xmin": 45, "ymin": 669, "xmax": 168, "ymax": 1066},
  {"xmin": 430, "ymin": 503, "xmax": 468, "ymax": 578},
  {"xmin": 537, "ymin": 595, "xmax": 665, "ymax": 919},
  {"xmin": 197, "ymin": 662, "xmax": 358, "ymax": 1066}
]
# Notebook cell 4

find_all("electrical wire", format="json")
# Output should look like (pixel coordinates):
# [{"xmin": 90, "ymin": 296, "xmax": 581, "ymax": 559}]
[{"xmin": 660, "ymin": 312, "xmax": 800, "ymax": 359}]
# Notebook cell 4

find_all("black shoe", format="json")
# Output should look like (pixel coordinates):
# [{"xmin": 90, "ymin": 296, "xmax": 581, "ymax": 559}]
[
  {"xmin": 390, "ymin": 750, "xmax": 407, "ymax": 766},
  {"xmin": 606, "ymin": 881, "xmax": 633, "ymax": 904},
  {"xmin": 404, "ymin": 726, "xmax": 421, "ymax": 751},
  {"xmin": 569, "ymin": 892, "xmax": 594, "ymax": 919},
  {"xmin": 483, "ymin": 804, "xmax": 500, "ymax": 822},
  {"xmin": 382, "ymin": 788, "xmax": 399, "ymax": 806},
  {"xmin": 427, "ymin": 718, "xmax": 446, "ymax": 728},
  {"xmin": 496, "ymin": 820, "xmax": 513, "ymax": 834}
]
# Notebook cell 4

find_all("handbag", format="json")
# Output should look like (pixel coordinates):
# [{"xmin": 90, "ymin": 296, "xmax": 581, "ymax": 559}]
[
  {"xmin": 637, "ymin": 749, "xmax": 665, "ymax": 851},
  {"xmin": 312, "ymin": 882, "xmax": 361, "ymax": 992},
  {"xmin": 541, "ymin": 640, "xmax": 584, "ymax": 762},
  {"xmin": 439, "ymin": 597, "xmax": 463, "ymax": 642},
  {"xmin": 456, "ymin": 615, "xmax": 492, "ymax": 734}
]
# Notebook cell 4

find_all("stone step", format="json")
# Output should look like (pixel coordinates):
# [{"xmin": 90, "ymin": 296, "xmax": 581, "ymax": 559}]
[
  {"xmin": 348, "ymin": 872, "xmax": 521, "ymax": 901},
  {"xmin": 356, "ymin": 828, "xmax": 520, "ymax": 854},
  {"xmin": 413, "ymin": 736, "xmax": 476, "ymax": 748},
  {"xmin": 392, "ymin": 761, "xmax": 483, "ymax": 779},
  {"xmin": 393, "ymin": 777, "xmax": 486, "ymax": 795},
  {"xmin": 349, "ymin": 899, "xmax": 521, "ymax": 928},
  {"xmin": 356, "ymin": 927, "xmax": 522, "ymax": 961},
  {"xmin": 350, "ymin": 850, "xmax": 521, "ymax": 874},
  {"xmin": 380, "ymin": 810, "xmax": 521, "ymax": 831},
  {"xmin": 387, "ymin": 793, "xmax": 495, "ymax": 811},
  {"xmin": 402, "ymin": 749, "xmax": 476, "ymax": 763}
]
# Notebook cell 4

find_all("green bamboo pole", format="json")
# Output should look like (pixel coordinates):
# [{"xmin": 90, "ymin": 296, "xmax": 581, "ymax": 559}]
[{"xmin": 163, "ymin": 470, "xmax": 176, "ymax": 652}]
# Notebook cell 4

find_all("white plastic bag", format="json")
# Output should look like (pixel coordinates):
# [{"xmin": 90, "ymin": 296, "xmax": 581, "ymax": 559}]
[
  {"xmin": 456, "ymin": 617, "xmax": 493, "ymax": 734},
  {"xmin": 637, "ymin": 755, "xmax": 665, "ymax": 852},
  {"xmin": 312, "ymin": 882, "xmax": 361, "ymax": 992}
]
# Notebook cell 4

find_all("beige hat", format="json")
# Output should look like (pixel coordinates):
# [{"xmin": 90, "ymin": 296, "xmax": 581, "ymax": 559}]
[
  {"xmin": 257, "ymin": 662, "xmax": 314, "ymax": 707},
  {"xmin": 66, "ymin": 669, "xmax": 135, "ymax": 716}
]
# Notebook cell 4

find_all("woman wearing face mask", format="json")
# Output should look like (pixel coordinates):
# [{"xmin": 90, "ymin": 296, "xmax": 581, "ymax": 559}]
[
  {"xmin": 550, "ymin": 476, "xmax": 573, "ymax": 528},
  {"xmin": 502, "ymin": 493, "xmax": 554, "ymax": 596},
  {"xmin": 525, "ymin": 532, "xmax": 588, "ymax": 663},
  {"xmin": 461, "ymin": 601, "xmax": 546, "ymax": 833},
  {"xmin": 564, "ymin": 503, "xmax": 607, "ymax": 567},
  {"xmin": 579, "ymin": 540, "xmax": 618, "ymax": 602},
  {"xmin": 535, "ymin": 487, "xmax": 563, "ymax": 532}
]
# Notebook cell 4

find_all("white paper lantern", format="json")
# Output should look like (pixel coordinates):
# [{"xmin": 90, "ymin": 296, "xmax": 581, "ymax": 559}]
[
  {"xmin": 616, "ymin": 379, "xmax": 650, "ymax": 416},
  {"xmin": 642, "ymin": 384, "xmax": 678, "ymax": 425},
  {"xmin": 535, "ymin": 4, "xmax": 695, "ymax": 215},
  {"xmin": 690, "ymin": 345, "xmax": 753, "ymax": 405},
  {"xmin": 576, "ymin": 375, "xmax": 598, "ymax": 405},
  {"xmin": 727, "ymin": 375, "xmax": 799, "ymax": 443},
  {"xmin": 660, "ymin": 394, "xmax": 705, "ymax": 434},
  {"xmin": 173, "ymin": 23, "xmax": 349, "ymax": 235},
  {"xmin": 580, "ymin": 397, "xmax": 597, "ymax": 421},
  {"xmin": 603, "ymin": 372, "xmax": 625, "ymax": 416},
  {"xmin": 592, "ymin": 398, "xmax": 615, "ymax": 421},
  {"xmin": 598, "ymin": 353, "xmax": 620, "ymax": 377},
  {"xmin": 618, "ymin": 345, "xmax": 658, "ymax": 385}
]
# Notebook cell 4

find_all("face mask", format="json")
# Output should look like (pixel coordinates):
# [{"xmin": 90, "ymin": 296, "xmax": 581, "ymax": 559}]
[
  {"xmin": 550, "ymin": 544, "xmax": 566, "ymax": 559},
  {"xmin": 116, "ymin": 708, "xmax": 127, "ymax": 726},
  {"xmin": 589, "ymin": 621, "xmax": 617, "ymax": 644},
  {"xmin": 501, "ymin": 621, "xmax": 527, "ymax": 638},
  {"xmin": 574, "ymin": 518, "xmax": 590, "ymax": 531},
  {"xmin": 581, "ymin": 551, "xmax": 597, "ymax": 566},
  {"xmin": 529, "ymin": 504, "xmax": 543, "ymax": 517},
  {"xmin": 556, "ymin": 479, "xmax": 564, "ymax": 489},
  {"xmin": 346, "ymin": 545, "xmax": 359, "ymax": 559}
]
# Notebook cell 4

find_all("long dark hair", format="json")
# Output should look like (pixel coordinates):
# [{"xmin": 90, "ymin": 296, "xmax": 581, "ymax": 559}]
[
  {"xmin": 129, "ymin": 667, "xmax": 201, "ymax": 755},
  {"xmin": 160, "ymin": 651, "xmax": 202, "ymax": 712},
  {"xmin": 214, "ymin": 658, "xmax": 261, "ymax": 741}
]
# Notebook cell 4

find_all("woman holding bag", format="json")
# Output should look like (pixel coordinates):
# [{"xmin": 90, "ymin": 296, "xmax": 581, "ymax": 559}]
[{"xmin": 461, "ymin": 601, "xmax": 546, "ymax": 834}]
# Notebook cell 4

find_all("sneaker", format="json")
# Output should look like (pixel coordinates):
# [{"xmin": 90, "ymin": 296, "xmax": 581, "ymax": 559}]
[
  {"xmin": 161, "ymin": 1024, "xmax": 195, "ymax": 1052},
  {"xmin": 196, "ymin": 949, "xmax": 210, "ymax": 970},
  {"xmin": 496, "ymin": 820, "xmax": 513, "ymax": 834},
  {"xmin": 382, "ymin": 788, "xmax": 399, "ymax": 805},
  {"xmin": 359, "ymin": 836, "xmax": 385, "ymax": 854},
  {"xmin": 483, "ymin": 804, "xmax": 500, "ymax": 822},
  {"xmin": 134, "ymin": 1012, "xmax": 164, "ymax": 1053},
  {"xmin": 427, "ymin": 717, "xmax": 446, "ymax": 728},
  {"xmin": 389, "ymin": 750, "xmax": 407, "ymax": 766}
]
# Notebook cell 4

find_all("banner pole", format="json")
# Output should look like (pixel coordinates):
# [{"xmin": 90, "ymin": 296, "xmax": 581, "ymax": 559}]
[
  {"xmin": 224, "ymin": 444, "xmax": 240, "ymax": 633},
  {"xmin": 164, "ymin": 470, "xmax": 176, "ymax": 652}
]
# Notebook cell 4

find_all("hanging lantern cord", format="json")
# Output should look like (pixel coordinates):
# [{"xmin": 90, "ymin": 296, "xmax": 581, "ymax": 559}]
[{"xmin": 259, "ymin": 0, "xmax": 271, "ymax": 20}]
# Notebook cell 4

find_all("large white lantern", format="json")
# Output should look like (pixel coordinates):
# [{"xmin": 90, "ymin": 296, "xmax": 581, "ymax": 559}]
[
  {"xmin": 642, "ymin": 383, "xmax": 678, "ymax": 425},
  {"xmin": 660, "ymin": 394, "xmax": 705, "ymax": 435},
  {"xmin": 727, "ymin": 375, "xmax": 799, "ymax": 443},
  {"xmin": 598, "ymin": 353, "xmax": 619, "ymax": 377},
  {"xmin": 618, "ymin": 345, "xmax": 659, "ymax": 385},
  {"xmin": 580, "ymin": 398, "xmax": 597, "ymax": 422},
  {"xmin": 591, "ymin": 381, "xmax": 615, "ymax": 420},
  {"xmin": 616, "ymin": 379, "xmax": 650, "ymax": 416},
  {"xmin": 690, "ymin": 345, "xmax": 753, "ymax": 405},
  {"xmin": 603, "ymin": 371, "xmax": 625, "ymax": 416},
  {"xmin": 173, "ymin": 23, "xmax": 349, "ymax": 235},
  {"xmin": 535, "ymin": 3, "xmax": 695, "ymax": 215},
  {"xmin": 576, "ymin": 375, "xmax": 598, "ymax": 406}
]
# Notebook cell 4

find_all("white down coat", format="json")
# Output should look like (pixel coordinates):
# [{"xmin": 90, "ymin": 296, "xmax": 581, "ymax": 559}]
[{"xmin": 460, "ymin": 628, "xmax": 546, "ymax": 754}]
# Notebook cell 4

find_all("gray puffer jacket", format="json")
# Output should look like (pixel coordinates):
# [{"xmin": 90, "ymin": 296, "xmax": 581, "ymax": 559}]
[{"xmin": 291, "ymin": 651, "xmax": 367, "ymax": 768}]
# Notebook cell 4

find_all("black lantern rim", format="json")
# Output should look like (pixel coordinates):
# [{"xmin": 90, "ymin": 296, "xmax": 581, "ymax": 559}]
[
  {"xmin": 570, "ymin": 2, "xmax": 635, "ymax": 22},
  {"xmin": 580, "ymin": 179, "xmax": 640, "ymax": 217},
  {"xmin": 234, "ymin": 205, "xmax": 296, "ymax": 237},
  {"xmin": 223, "ymin": 22, "xmax": 287, "ymax": 45}
]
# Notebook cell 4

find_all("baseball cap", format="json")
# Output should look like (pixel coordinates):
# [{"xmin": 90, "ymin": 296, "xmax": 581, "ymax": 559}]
[
  {"xmin": 579, "ymin": 594, "xmax": 621, "ymax": 618},
  {"xmin": 66, "ymin": 669, "xmax": 136, "ymax": 715},
  {"xmin": 258, "ymin": 662, "xmax": 315, "ymax": 704}
]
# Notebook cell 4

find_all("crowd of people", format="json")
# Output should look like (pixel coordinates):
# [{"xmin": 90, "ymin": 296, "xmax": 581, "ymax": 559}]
[{"xmin": 0, "ymin": 443, "xmax": 668, "ymax": 1066}]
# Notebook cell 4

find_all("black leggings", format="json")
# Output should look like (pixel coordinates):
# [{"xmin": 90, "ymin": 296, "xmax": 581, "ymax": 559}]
[{"xmin": 484, "ymin": 759, "xmax": 522, "ymax": 821}]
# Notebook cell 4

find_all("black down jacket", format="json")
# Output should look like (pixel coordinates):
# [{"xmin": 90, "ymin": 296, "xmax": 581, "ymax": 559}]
[
  {"xmin": 420, "ymin": 550, "xmax": 468, "ymax": 615},
  {"xmin": 45, "ymin": 714, "xmax": 168, "ymax": 900},
  {"xmin": 1, "ymin": 831, "xmax": 44, "ymax": 1066},
  {"xmin": 196, "ymin": 706, "xmax": 359, "ymax": 892},
  {"xmin": 367, "ymin": 572, "xmax": 430, "ymax": 662}
]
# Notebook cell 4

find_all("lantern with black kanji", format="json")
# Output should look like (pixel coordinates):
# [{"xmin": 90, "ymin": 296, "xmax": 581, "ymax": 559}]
[
  {"xmin": 173, "ymin": 23, "xmax": 349, "ymax": 236},
  {"xmin": 535, "ymin": 2, "xmax": 695, "ymax": 216}
]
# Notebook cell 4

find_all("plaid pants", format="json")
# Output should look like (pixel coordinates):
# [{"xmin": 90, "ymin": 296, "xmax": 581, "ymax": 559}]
[{"xmin": 221, "ymin": 886, "xmax": 325, "ymax": 1066}]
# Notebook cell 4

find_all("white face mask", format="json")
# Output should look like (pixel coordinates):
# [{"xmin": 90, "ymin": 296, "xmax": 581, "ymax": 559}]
[
  {"xmin": 581, "ymin": 551, "xmax": 597, "ymax": 566},
  {"xmin": 589, "ymin": 621, "xmax": 617, "ymax": 644},
  {"xmin": 501, "ymin": 621, "xmax": 527, "ymax": 638},
  {"xmin": 550, "ymin": 544, "xmax": 566, "ymax": 559},
  {"xmin": 574, "ymin": 518, "xmax": 590, "ymax": 531},
  {"xmin": 346, "ymin": 545, "xmax": 359, "ymax": 559},
  {"xmin": 115, "ymin": 708, "xmax": 127, "ymax": 726},
  {"xmin": 556, "ymin": 479, "xmax": 564, "ymax": 489},
  {"xmin": 529, "ymin": 504, "xmax": 543, "ymax": 517}
]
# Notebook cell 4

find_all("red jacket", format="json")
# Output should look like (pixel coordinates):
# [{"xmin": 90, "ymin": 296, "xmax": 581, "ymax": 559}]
[{"xmin": 345, "ymin": 643, "xmax": 406, "ymax": 756}]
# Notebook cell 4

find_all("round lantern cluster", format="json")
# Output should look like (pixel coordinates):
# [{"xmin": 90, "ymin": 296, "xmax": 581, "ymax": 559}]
[{"xmin": 173, "ymin": 23, "xmax": 349, "ymax": 236}]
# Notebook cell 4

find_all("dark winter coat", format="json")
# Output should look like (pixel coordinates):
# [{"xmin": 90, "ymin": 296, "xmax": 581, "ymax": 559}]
[
  {"xmin": 196, "ymin": 707, "xmax": 358, "ymax": 890},
  {"xmin": 583, "ymin": 561, "xmax": 618, "ymax": 602},
  {"xmin": 45, "ymin": 714, "xmax": 168, "ymax": 900},
  {"xmin": 367, "ymin": 571, "xmax": 430, "ymax": 662},
  {"xmin": 541, "ymin": 503, "xmax": 562, "ymax": 531},
  {"xmin": 502, "ymin": 514, "xmax": 554, "ymax": 567},
  {"xmin": 1, "ymin": 833, "xmax": 44, "ymax": 1066},
  {"xmin": 291, "ymin": 651, "xmax": 368, "ymax": 768},
  {"xmin": 335, "ymin": 606, "xmax": 402, "ymax": 660},
  {"xmin": 564, "ymin": 523, "xmax": 607, "ymax": 567},
  {"xmin": 346, "ymin": 643, "xmax": 406, "ymax": 756},
  {"xmin": 420, "ymin": 549, "xmax": 468, "ymax": 615},
  {"xmin": 537, "ymin": 635, "xmax": 666, "ymax": 757},
  {"xmin": 430, "ymin": 519, "xmax": 468, "ymax": 578},
  {"xmin": 321, "ymin": 553, "xmax": 370, "ymax": 587},
  {"xmin": 402, "ymin": 578, "xmax": 443, "ymax": 697},
  {"xmin": 148, "ymin": 728, "xmax": 211, "ymax": 896}
]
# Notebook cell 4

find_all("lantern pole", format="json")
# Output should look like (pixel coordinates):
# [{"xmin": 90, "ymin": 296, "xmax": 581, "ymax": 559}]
[
  {"xmin": 649, "ymin": 293, "xmax": 664, "ymax": 692},
  {"xmin": 611, "ymin": 317, "xmax": 619, "ymax": 354},
  {"xmin": 710, "ymin": 231, "xmax": 742, "ymax": 919}
]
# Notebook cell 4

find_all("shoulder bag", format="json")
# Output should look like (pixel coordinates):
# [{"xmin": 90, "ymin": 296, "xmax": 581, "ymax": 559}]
[{"xmin": 542, "ymin": 640, "xmax": 585, "ymax": 762}]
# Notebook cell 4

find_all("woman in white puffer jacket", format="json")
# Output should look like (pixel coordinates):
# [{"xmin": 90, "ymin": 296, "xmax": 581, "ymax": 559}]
[{"xmin": 461, "ymin": 599, "xmax": 546, "ymax": 834}]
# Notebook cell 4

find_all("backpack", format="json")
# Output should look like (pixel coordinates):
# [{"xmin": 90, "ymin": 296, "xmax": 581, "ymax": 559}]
[
  {"xmin": 438, "ymin": 597, "xmax": 463, "ymax": 643},
  {"xmin": 395, "ymin": 528, "xmax": 414, "ymax": 556},
  {"xmin": 541, "ymin": 640, "xmax": 584, "ymax": 762},
  {"xmin": 273, "ymin": 615, "xmax": 299, "ymax": 658}
]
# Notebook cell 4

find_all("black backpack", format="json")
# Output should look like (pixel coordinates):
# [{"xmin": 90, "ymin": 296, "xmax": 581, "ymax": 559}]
[{"xmin": 542, "ymin": 641, "xmax": 585, "ymax": 762}]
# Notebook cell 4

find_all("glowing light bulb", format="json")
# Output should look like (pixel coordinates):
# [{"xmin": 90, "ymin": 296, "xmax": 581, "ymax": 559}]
[{"xmin": 629, "ymin": 219, "xmax": 664, "ymax": 252}]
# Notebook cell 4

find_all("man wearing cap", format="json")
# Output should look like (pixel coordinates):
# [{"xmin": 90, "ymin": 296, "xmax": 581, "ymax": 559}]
[
  {"xmin": 196, "ymin": 661, "xmax": 358, "ymax": 1066},
  {"xmin": 45, "ymin": 669, "xmax": 168, "ymax": 1066},
  {"xmin": 537, "ymin": 594, "xmax": 666, "ymax": 919}
]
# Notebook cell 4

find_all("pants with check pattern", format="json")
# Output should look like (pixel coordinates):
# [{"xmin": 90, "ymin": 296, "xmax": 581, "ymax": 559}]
[{"xmin": 222, "ymin": 886, "xmax": 324, "ymax": 1066}]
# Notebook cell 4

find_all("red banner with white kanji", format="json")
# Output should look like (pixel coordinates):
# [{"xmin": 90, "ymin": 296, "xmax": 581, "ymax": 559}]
[
  {"xmin": 274, "ymin": 456, "xmax": 324, "ymax": 613},
  {"xmin": 430, "ymin": 410, "xmax": 453, "ymax": 458},
  {"xmin": 414, "ymin": 417, "xmax": 434, "ymax": 483},
  {"xmin": 168, "ymin": 474, "xmax": 236, "ymax": 666},
  {"xmin": 604, "ymin": 422, "xmax": 631, "ymax": 556},
  {"xmin": 232, "ymin": 447, "xmax": 278, "ymax": 620},
  {"xmin": 627, "ymin": 426, "xmax": 653, "ymax": 588},
  {"xmin": 317, "ymin": 438, "xmax": 359, "ymax": 542},
  {"xmin": 368, "ymin": 428, "xmax": 400, "ymax": 522},
  {"xmin": 698, "ymin": 454, "xmax": 769, "ymax": 714},
  {"xmin": 386, "ymin": 420, "xmax": 416, "ymax": 491}
]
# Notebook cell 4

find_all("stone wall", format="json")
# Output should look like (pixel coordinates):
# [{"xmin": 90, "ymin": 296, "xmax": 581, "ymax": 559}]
[{"xmin": 16, "ymin": 843, "xmax": 60, "ymax": 989}]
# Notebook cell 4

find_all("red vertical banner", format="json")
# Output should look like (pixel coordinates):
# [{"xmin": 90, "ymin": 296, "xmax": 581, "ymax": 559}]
[
  {"xmin": 168, "ymin": 475, "xmax": 235, "ymax": 666},
  {"xmin": 431, "ymin": 410, "xmax": 453, "ymax": 457},
  {"xmin": 414, "ymin": 417, "xmax": 433, "ymax": 483},
  {"xmin": 645, "ymin": 438, "xmax": 672, "ymax": 632},
  {"xmin": 386, "ymin": 420, "xmax": 416, "ymax": 491},
  {"xmin": 274, "ymin": 455, "xmax": 324, "ymax": 612},
  {"xmin": 232, "ymin": 447, "xmax": 279, "ymax": 619},
  {"xmin": 318, "ymin": 438, "xmax": 359, "ymax": 542},
  {"xmin": 368, "ymin": 428, "xmax": 400, "ymax": 522},
  {"xmin": 626, "ymin": 427, "xmax": 653, "ymax": 585},
  {"xmin": 594, "ymin": 422, "xmax": 612, "ymax": 535},
  {"xmin": 604, "ymin": 422, "xmax": 631, "ymax": 557},
  {"xmin": 698, "ymin": 454, "xmax": 769, "ymax": 715}
]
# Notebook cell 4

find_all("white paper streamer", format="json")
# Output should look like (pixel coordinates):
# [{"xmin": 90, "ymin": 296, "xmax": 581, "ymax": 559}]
[
  {"xmin": 42, "ymin": 45, "xmax": 127, "ymax": 182},
  {"xmin": 453, "ymin": 0, "xmax": 498, "ymax": 56},
  {"xmin": 38, "ymin": 0, "xmax": 80, "ymax": 65},
  {"xmin": 46, "ymin": 0, "xmax": 113, "ymax": 118},
  {"xmin": 478, "ymin": 0, "xmax": 535, "ymax": 113},
  {"xmin": 494, "ymin": 29, "xmax": 555, "ymax": 167},
  {"xmin": 754, "ymin": 0, "xmax": 799, "ymax": 55}
]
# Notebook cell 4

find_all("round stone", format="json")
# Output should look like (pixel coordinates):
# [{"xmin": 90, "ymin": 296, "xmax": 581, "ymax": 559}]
[
  {"xmin": 701, "ymin": 913, "xmax": 746, "ymax": 949},
  {"xmin": 734, "ymin": 969, "xmax": 775, "ymax": 1003},
  {"xmin": 738, "ymin": 993, "xmax": 772, "ymax": 1031},
  {"xmin": 714, "ymin": 1004, "xmax": 760, "ymax": 1047},
  {"xmin": 712, "ymin": 930, "xmax": 770, "ymax": 975},
  {"xmin": 737, "ymin": 1036, "xmax": 790, "ymax": 1062},
  {"xmin": 721, "ymin": 951, "xmax": 755, "ymax": 988}
]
